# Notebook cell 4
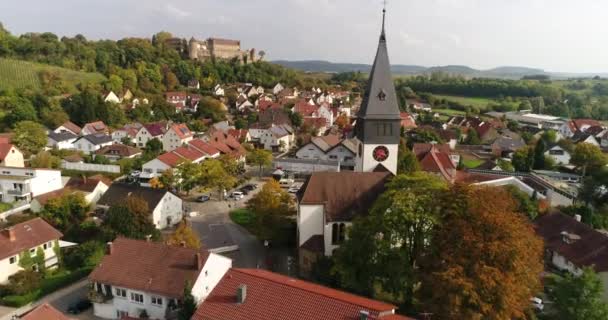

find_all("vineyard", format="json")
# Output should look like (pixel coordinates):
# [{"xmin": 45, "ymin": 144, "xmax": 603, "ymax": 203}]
[{"xmin": 0, "ymin": 58, "xmax": 105, "ymax": 92}]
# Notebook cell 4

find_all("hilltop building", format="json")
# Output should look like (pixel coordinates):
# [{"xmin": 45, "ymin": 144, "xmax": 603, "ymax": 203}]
[{"xmin": 187, "ymin": 37, "xmax": 261, "ymax": 64}]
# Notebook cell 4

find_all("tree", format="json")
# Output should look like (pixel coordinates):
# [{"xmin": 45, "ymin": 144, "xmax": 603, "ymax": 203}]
[
  {"xmin": 335, "ymin": 114, "xmax": 349, "ymax": 129},
  {"xmin": 178, "ymin": 282, "xmax": 197, "ymax": 320},
  {"xmin": 63, "ymin": 241, "xmax": 106, "ymax": 270},
  {"xmin": 167, "ymin": 220, "xmax": 201, "ymax": 249},
  {"xmin": 175, "ymin": 161, "xmax": 202, "ymax": 194},
  {"xmin": 288, "ymin": 110, "xmax": 303, "ymax": 128},
  {"xmin": 41, "ymin": 192, "xmax": 89, "ymax": 231},
  {"xmin": 334, "ymin": 174, "xmax": 447, "ymax": 308},
  {"xmin": 533, "ymin": 138, "xmax": 546, "ymax": 169},
  {"xmin": 245, "ymin": 180, "xmax": 295, "ymax": 240},
  {"xmin": 397, "ymin": 147, "xmax": 420, "ymax": 175},
  {"xmin": 571, "ymin": 143, "xmax": 607, "ymax": 176},
  {"xmin": 418, "ymin": 185, "xmax": 544, "ymax": 319},
  {"xmin": 199, "ymin": 159, "xmax": 237, "ymax": 199},
  {"xmin": 158, "ymin": 168, "xmax": 177, "ymax": 190},
  {"xmin": 464, "ymin": 129, "xmax": 481, "ymax": 145},
  {"xmin": 12, "ymin": 121, "xmax": 47, "ymax": 155},
  {"xmin": 512, "ymin": 146, "xmax": 534, "ymax": 172},
  {"xmin": 547, "ymin": 268, "xmax": 608, "ymax": 320},
  {"xmin": 144, "ymin": 138, "xmax": 163, "ymax": 156},
  {"xmin": 497, "ymin": 159, "xmax": 514, "ymax": 172},
  {"xmin": 542, "ymin": 129, "xmax": 558, "ymax": 144},
  {"xmin": 30, "ymin": 151, "xmax": 61, "ymax": 169},
  {"xmin": 247, "ymin": 149, "xmax": 272, "ymax": 177},
  {"xmin": 103, "ymin": 198, "xmax": 160, "ymax": 240}
]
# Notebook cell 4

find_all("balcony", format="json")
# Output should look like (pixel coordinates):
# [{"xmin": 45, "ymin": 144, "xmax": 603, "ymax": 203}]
[
  {"xmin": 88, "ymin": 289, "xmax": 113, "ymax": 304},
  {"xmin": 7, "ymin": 188, "xmax": 29, "ymax": 196}
]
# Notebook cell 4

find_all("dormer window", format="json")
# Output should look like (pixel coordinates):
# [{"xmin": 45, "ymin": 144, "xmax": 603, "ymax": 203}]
[{"xmin": 377, "ymin": 89, "xmax": 387, "ymax": 101}]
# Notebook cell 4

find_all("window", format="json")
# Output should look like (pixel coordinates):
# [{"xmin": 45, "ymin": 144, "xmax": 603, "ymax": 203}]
[
  {"xmin": 131, "ymin": 293, "xmax": 144, "ymax": 303},
  {"xmin": 43, "ymin": 243, "xmax": 48, "ymax": 250},
  {"xmin": 329, "ymin": 155, "xmax": 338, "ymax": 160},
  {"xmin": 9, "ymin": 256, "xmax": 16, "ymax": 264},
  {"xmin": 29, "ymin": 248, "xmax": 36, "ymax": 255},
  {"xmin": 115, "ymin": 288, "xmax": 126, "ymax": 298},
  {"xmin": 375, "ymin": 123, "xmax": 393, "ymax": 136},
  {"xmin": 1, "ymin": 171, "xmax": 9, "ymax": 174},
  {"xmin": 331, "ymin": 224, "xmax": 339, "ymax": 245},
  {"xmin": 151, "ymin": 296, "xmax": 163, "ymax": 306}
]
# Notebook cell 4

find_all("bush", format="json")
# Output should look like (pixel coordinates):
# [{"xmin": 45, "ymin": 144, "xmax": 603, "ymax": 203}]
[
  {"xmin": 64, "ymin": 241, "xmax": 106, "ymax": 270},
  {"xmin": 6, "ymin": 270, "xmax": 42, "ymax": 295}
]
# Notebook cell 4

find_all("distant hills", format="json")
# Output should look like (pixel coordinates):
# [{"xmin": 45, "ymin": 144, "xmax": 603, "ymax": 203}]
[{"xmin": 272, "ymin": 60, "xmax": 605, "ymax": 79}]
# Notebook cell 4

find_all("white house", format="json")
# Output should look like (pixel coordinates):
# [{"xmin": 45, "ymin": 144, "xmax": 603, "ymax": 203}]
[
  {"xmin": 136, "ymin": 123, "xmax": 166, "ymax": 148},
  {"xmin": 47, "ymin": 132, "xmax": 78, "ymax": 151},
  {"xmin": 30, "ymin": 176, "xmax": 110, "ymax": 213},
  {"xmin": 0, "ymin": 143, "xmax": 25, "ymax": 168},
  {"xmin": 73, "ymin": 134, "xmax": 114, "ymax": 155},
  {"xmin": 573, "ymin": 133, "xmax": 600, "ymax": 147},
  {"xmin": 97, "ymin": 184, "xmax": 183, "ymax": 229},
  {"xmin": 54, "ymin": 121, "xmax": 82, "ymax": 136},
  {"xmin": 272, "ymin": 83, "xmax": 284, "ymax": 95},
  {"xmin": 213, "ymin": 84, "xmax": 225, "ymax": 97},
  {"xmin": 249, "ymin": 125, "xmax": 294, "ymax": 152},
  {"xmin": 82, "ymin": 121, "xmax": 109, "ymax": 135},
  {"xmin": 89, "ymin": 238, "xmax": 232, "ymax": 320},
  {"xmin": 0, "ymin": 218, "xmax": 63, "ymax": 283},
  {"xmin": 0, "ymin": 167, "xmax": 63, "ymax": 203},
  {"xmin": 297, "ymin": 172, "xmax": 391, "ymax": 273},
  {"xmin": 162, "ymin": 124, "xmax": 193, "ymax": 152},
  {"xmin": 295, "ymin": 136, "xmax": 357, "ymax": 169},
  {"xmin": 545, "ymin": 145, "xmax": 571, "ymax": 165},
  {"xmin": 140, "ymin": 146, "xmax": 209, "ymax": 186}
]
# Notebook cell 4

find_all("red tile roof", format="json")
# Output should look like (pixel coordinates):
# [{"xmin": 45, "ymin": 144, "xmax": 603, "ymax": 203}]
[
  {"xmin": 173, "ymin": 146, "xmax": 205, "ymax": 162},
  {"xmin": 143, "ymin": 123, "xmax": 166, "ymax": 137},
  {"xmin": 303, "ymin": 117, "xmax": 328, "ymax": 130},
  {"xmin": 0, "ymin": 218, "xmax": 62, "ymax": 260},
  {"xmin": 157, "ymin": 152, "xmax": 185, "ymax": 167},
  {"xmin": 58, "ymin": 121, "xmax": 82, "ymax": 134},
  {"xmin": 294, "ymin": 101, "xmax": 319, "ymax": 117},
  {"xmin": 0, "ymin": 143, "xmax": 16, "ymax": 161},
  {"xmin": 413, "ymin": 144, "xmax": 456, "ymax": 183},
  {"xmin": 169, "ymin": 123, "xmax": 193, "ymax": 140},
  {"xmin": 227, "ymin": 129, "xmax": 249, "ymax": 142},
  {"xmin": 21, "ymin": 303, "xmax": 71, "ymax": 320},
  {"xmin": 83, "ymin": 121, "xmax": 108, "ymax": 134},
  {"xmin": 95, "ymin": 144, "xmax": 142, "ymax": 158},
  {"xmin": 89, "ymin": 238, "xmax": 209, "ymax": 298},
  {"xmin": 400, "ymin": 113, "xmax": 417, "ymax": 129},
  {"xmin": 193, "ymin": 268, "xmax": 412, "ymax": 320},
  {"xmin": 189, "ymin": 139, "xmax": 220, "ymax": 156},
  {"xmin": 572, "ymin": 119, "xmax": 602, "ymax": 132}
]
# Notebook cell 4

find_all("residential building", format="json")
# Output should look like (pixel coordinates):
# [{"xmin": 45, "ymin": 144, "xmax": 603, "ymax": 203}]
[
  {"xmin": 560, "ymin": 119, "xmax": 603, "ymax": 138},
  {"xmin": 20, "ymin": 303, "xmax": 72, "ymax": 320},
  {"xmin": 295, "ymin": 135, "xmax": 357, "ymax": 169},
  {"xmin": 95, "ymin": 144, "xmax": 142, "ymax": 162},
  {"xmin": 545, "ymin": 145, "xmax": 571, "ymax": 165},
  {"xmin": 0, "ymin": 167, "xmax": 63, "ymax": 203},
  {"xmin": 213, "ymin": 84, "xmax": 224, "ymax": 97},
  {"xmin": 136, "ymin": 123, "xmax": 167, "ymax": 148},
  {"xmin": 535, "ymin": 213, "xmax": 608, "ymax": 298},
  {"xmin": 0, "ymin": 143, "xmax": 24, "ymax": 167},
  {"xmin": 0, "ymin": 218, "xmax": 62, "ymax": 283},
  {"xmin": 491, "ymin": 134, "xmax": 526, "ymax": 157},
  {"xmin": 400, "ymin": 112, "xmax": 417, "ymax": 129},
  {"xmin": 272, "ymin": 83, "xmax": 284, "ymax": 95},
  {"xmin": 140, "ymin": 145, "xmax": 210, "ymax": 186},
  {"xmin": 54, "ymin": 121, "xmax": 81, "ymax": 136},
  {"xmin": 192, "ymin": 268, "xmax": 411, "ymax": 320},
  {"xmin": 249, "ymin": 124, "xmax": 294, "ymax": 152},
  {"xmin": 104, "ymin": 91, "xmax": 121, "ymax": 104},
  {"xmin": 31, "ymin": 175, "xmax": 110, "ymax": 213},
  {"xmin": 572, "ymin": 132, "xmax": 600, "ymax": 146},
  {"xmin": 188, "ymin": 79, "xmax": 200, "ymax": 90},
  {"xmin": 111, "ymin": 123, "xmax": 142, "ymax": 145},
  {"xmin": 413, "ymin": 143, "xmax": 458, "ymax": 183},
  {"xmin": 89, "ymin": 238, "xmax": 232, "ymax": 320},
  {"xmin": 47, "ymin": 132, "xmax": 78, "ymax": 151},
  {"xmin": 298, "ymin": 172, "xmax": 391, "ymax": 272},
  {"xmin": 82, "ymin": 121, "xmax": 109, "ymax": 135},
  {"xmin": 162, "ymin": 124, "xmax": 194, "ymax": 152},
  {"xmin": 227, "ymin": 129, "xmax": 250, "ymax": 143},
  {"xmin": 73, "ymin": 134, "xmax": 114, "ymax": 155},
  {"xmin": 97, "ymin": 184, "xmax": 183, "ymax": 229}
]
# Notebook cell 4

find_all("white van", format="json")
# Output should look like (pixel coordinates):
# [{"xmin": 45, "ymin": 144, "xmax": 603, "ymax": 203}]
[{"xmin": 279, "ymin": 178, "xmax": 295, "ymax": 187}]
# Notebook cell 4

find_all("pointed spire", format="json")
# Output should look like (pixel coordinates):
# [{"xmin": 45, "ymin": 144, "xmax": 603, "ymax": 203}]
[{"xmin": 380, "ymin": 1, "xmax": 387, "ymax": 41}]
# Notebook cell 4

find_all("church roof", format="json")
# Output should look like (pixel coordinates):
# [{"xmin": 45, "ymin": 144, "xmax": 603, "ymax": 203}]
[{"xmin": 357, "ymin": 9, "xmax": 401, "ymax": 121}]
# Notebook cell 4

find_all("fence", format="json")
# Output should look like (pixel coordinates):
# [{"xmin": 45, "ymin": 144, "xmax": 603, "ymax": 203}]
[
  {"xmin": 61, "ymin": 161, "xmax": 121, "ymax": 173},
  {"xmin": 0, "ymin": 203, "xmax": 30, "ymax": 221}
]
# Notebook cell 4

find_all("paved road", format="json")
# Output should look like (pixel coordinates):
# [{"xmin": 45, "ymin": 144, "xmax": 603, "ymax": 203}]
[{"xmin": 186, "ymin": 180, "xmax": 267, "ymax": 268}]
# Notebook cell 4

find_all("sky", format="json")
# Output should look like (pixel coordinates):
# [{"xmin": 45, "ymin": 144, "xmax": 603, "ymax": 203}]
[{"xmin": 1, "ymin": 0, "xmax": 608, "ymax": 73}]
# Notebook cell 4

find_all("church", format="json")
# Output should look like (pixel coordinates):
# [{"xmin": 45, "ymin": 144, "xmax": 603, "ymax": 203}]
[{"xmin": 297, "ymin": 8, "xmax": 401, "ymax": 274}]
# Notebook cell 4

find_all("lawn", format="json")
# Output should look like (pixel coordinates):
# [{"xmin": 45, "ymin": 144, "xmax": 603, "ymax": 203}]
[
  {"xmin": 0, "ymin": 58, "xmax": 106, "ymax": 92},
  {"xmin": 0, "ymin": 202, "xmax": 13, "ymax": 212},
  {"xmin": 463, "ymin": 159, "xmax": 484, "ymax": 169},
  {"xmin": 433, "ymin": 95, "xmax": 495, "ymax": 110},
  {"xmin": 230, "ymin": 208, "xmax": 255, "ymax": 226},
  {"xmin": 434, "ymin": 108, "xmax": 467, "ymax": 116}
]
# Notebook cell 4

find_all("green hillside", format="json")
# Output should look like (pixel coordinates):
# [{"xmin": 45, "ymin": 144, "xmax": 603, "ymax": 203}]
[{"xmin": 0, "ymin": 58, "xmax": 106, "ymax": 92}]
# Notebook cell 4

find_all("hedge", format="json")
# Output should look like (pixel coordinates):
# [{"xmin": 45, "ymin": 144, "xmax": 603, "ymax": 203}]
[{"xmin": 1, "ymin": 267, "xmax": 92, "ymax": 307}]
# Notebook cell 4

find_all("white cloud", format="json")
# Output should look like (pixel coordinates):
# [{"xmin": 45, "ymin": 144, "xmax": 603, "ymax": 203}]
[{"xmin": 165, "ymin": 3, "xmax": 191, "ymax": 19}]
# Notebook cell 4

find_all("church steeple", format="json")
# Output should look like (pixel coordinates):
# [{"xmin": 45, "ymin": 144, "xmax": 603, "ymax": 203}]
[{"xmin": 380, "ymin": 5, "xmax": 386, "ymax": 41}]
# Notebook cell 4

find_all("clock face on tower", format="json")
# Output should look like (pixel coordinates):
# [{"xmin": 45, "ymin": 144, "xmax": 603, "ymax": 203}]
[{"xmin": 373, "ymin": 146, "xmax": 389, "ymax": 162}]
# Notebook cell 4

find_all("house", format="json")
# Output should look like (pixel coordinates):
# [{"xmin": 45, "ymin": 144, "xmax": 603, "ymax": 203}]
[
  {"xmin": 272, "ymin": 83, "xmax": 284, "ymax": 95},
  {"xmin": 560, "ymin": 119, "xmax": 603, "ymax": 138},
  {"xmin": 400, "ymin": 112, "xmax": 417, "ymax": 129},
  {"xmin": 20, "ymin": 303, "xmax": 72, "ymax": 320},
  {"xmin": 104, "ymin": 91, "xmax": 121, "ymax": 104},
  {"xmin": 95, "ymin": 144, "xmax": 142, "ymax": 162},
  {"xmin": 295, "ymin": 135, "xmax": 357, "ymax": 169},
  {"xmin": 572, "ymin": 132, "xmax": 600, "ymax": 146},
  {"xmin": 535, "ymin": 213, "xmax": 608, "ymax": 297},
  {"xmin": 249, "ymin": 124, "xmax": 294, "ymax": 152},
  {"xmin": 0, "ymin": 218, "xmax": 63, "ymax": 283},
  {"xmin": 140, "ymin": 145, "xmax": 210, "ymax": 186},
  {"xmin": 413, "ymin": 143, "xmax": 458, "ymax": 183},
  {"xmin": 136, "ymin": 123, "xmax": 167, "ymax": 148},
  {"xmin": 47, "ymin": 132, "xmax": 78, "ymax": 151},
  {"xmin": 192, "ymin": 268, "xmax": 411, "ymax": 320},
  {"xmin": 31, "ymin": 175, "xmax": 110, "ymax": 213},
  {"xmin": 545, "ymin": 145, "xmax": 571, "ymax": 165},
  {"xmin": 82, "ymin": 121, "xmax": 109, "ymax": 135},
  {"xmin": 97, "ymin": 184, "xmax": 183, "ymax": 229},
  {"xmin": 298, "ymin": 172, "xmax": 391, "ymax": 272},
  {"xmin": 164, "ymin": 92, "xmax": 188, "ymax": 107},
  {"xmin": 491, "ymin": 134, "xmax": 526, "ymax": 157},
  {"xmin": 88, "ymin": 238, "xmax": 232, "ymax": 320},
  {"xmin": 235, "ymin": 99, "xmax": 254, "ymax": 113},
  {"xmin": 188, "ymin": 79, "xmax": 200, "ymax": 90},
  {"xmin": 407, "ymin": 99, "xmax": 432, "ymax": 112},
  {"xmin": 73, "ymin": 134, "xmax": 114, "ymax": 155},
  {"xmin": 0, "ymin": 167, "xmax": 63, "ymax": 203},
  {"xmin": 204, "ymin": 131, "xmax": 247, "ymax": 161},
  {"xmin": 162, "ymin": 124, "xmax": 194, "ymax": 152},
  {"xmin": 0, "ymin": 143, "xmax": 25, "ymax": 167},
  {"xmin": 302, "ymin": 118, "xmax": 329, "ymax": 135},
  {"xmin": 188, "ymin": 139, "xmax": 221, "ymax": 159},
  {"xmin": 227, "ymin": 129, "xmax": 250, "ymax": 143},
  {"xmin": 54, "ymin": 121, "xmax": 81, "ymax": 136},
  {"xmin": 111, "ymin": 123, "xmax": 142, "ymax": 144},
  {"xmin": 213, "ymin": 84, "xmax": 224, "ymax": 97}
]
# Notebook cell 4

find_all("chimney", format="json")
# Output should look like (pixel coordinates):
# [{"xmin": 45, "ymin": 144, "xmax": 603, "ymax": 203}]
[
  {"xmin": 107, "ymin": 242, "xmax": 113, "ymax": 255},
  {"xmin": 236, "ymin": 284, "xmax": 247, "ymax": 304},
  {"xmin": 6, "ymin": 228, "xmax": 15, "ymax": 241},
  {"xmin": 574, "ymin": 214, "xmax": 582, "ymax": 222},
  {"xmin": 359, "ymin": 310, "xmax": 369, "ymax": 320},
  {"xmin": 195, "ymin": 253, "xmax": 202, "ymax": 270}
]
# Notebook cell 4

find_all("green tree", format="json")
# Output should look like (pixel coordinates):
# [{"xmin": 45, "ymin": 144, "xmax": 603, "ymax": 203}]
[
  {"xmin": 30, "ymin": 151, "xmax": 61, "ymax": 169},
  {"xmin": 167, "ymin": 220, "xmax": 201, "ymax": 249},
  {"xmin": 547, "ymin": 268, "xmax": 608, "ymax": 320},
  {"xmin": 247, "ymin": 149, "xmax": 272, "ymax": 177},
  {"xmin": 246, "ymin": 180, "xmax": 296, "ymax": 241},
  {"xmin": 41, "ymin": 192, "xmax": 89, "ymax": 231},
  {"xmin": 512, "ymin": 147, "xmax": 534, "ymax": 172},
  {"xmin": 571, "ymin": 143, "xmax": 607, "ymax": 176},
  {"xmin": 12, "ymin": 120, "xmax": 47, "ymax": 155},
  {"xmin": 533, "ymin": 138, "xmax": 546, "ymax": 169},
  {"xmin": 464, "ymin": 129, "xmax": 481, "ymax": 145},
  {"xmin": 178, "ymin": 282, "xmax": 197, "ymax": 320},
  {"xmin": 175, "ymin": 161, "xmax": 202, "ymax": 194},
  {"xmin": 199, "ymin": 159, "xmax": 237, "ymax": 199},
  {"xmin": 144, "ymin": 138, "xmax": 163, "ymax": 155},
  {"xmin": 542, "ymin": 129, "xmax": 558, "ymax": 145},
  {"xmin": 397, "ymin": 147, "xmax": 420, "ymax": 175}
]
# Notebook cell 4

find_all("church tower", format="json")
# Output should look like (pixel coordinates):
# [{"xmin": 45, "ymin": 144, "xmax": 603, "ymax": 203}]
[{"xmin": 355, "ymin": 7, "xmax": 401, "ymax": 175}]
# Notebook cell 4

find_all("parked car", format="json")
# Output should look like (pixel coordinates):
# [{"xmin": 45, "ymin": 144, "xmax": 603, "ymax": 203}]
[
  {"xmin": 68, "ymin": 299, "xmax": 92, "ymax": 314},
  {"xmin": 230, "ymin": 191, "xmax": 245, "ymax": 200},
  {"xmin": 239, "ymin": 188, "xmax": 250, "ymax": 195},
  {"xmin": 288, "ymin": 184, "xmax": 302, "ymax": 193},
  {"xmin": 242, "ymin": 184, "xmax": 258, "ymax": 191},
  {"xmin": 196, "ymin": 195, "xmax": 210, "ymax": 203},
  {"xmin": 279, "ymin": 178, "xmax": 295, "ymax": 187},
  {"xmin": 530, "ymin": 297, "xmax": 544, "ymax": 311}
]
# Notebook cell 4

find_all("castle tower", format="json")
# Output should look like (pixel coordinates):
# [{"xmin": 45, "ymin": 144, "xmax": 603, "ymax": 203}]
[{"xmin": 354, "ymin": 7, "xmax": 401, "ymax": 175}]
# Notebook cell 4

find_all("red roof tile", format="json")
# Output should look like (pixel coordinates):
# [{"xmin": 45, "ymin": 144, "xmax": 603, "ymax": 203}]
[
  {"xmin": 194, "ymin": 268, "xmax": 411, "ymax": 320},
  {"xmin": 143, "ymin": 123, "xmax": 166, "ymax": 137},
  {"xmin": 400, "ymin": 113, "xmax": 417, "ymax": 129},
  {"xmin": 173, "ymin": 146, "xmax": 205, "ymax": 162},
  {"xmin": 413, "ymin": 144, "xmax": 456, "ymax": 182},
  {"xmin": 189, "ymin": 139, "xmax": 220, "ymax": 156},
  {"xmin": 157, "ymin": 152, "xmax": 185, "ymax": 167},
  {"xmin": 89, "ymin": 238, "xmax": 209, "ymax": 298},
  {"xmin": 58, "ymin": 121, "xmax": 82, "ymax": 134},
  {"xmin": 0, "ymin": 143, "xmax": 15, "ymax": 161},
  {"xmin": 170, "ymin": 123, "xmax": 193, "ymax": 140},
  {"xmin": 0, "ymin": 218, "xmax": 62, "ymax": 260},
  {"xmin": 21, "ymin": 303, "xmax": 71, "ymax": 320}
]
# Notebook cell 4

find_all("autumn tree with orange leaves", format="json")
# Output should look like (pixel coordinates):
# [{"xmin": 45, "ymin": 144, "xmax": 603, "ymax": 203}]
[{"xmin": 418, "ymin": 185, "xmax": 544, "ymax": 320}]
